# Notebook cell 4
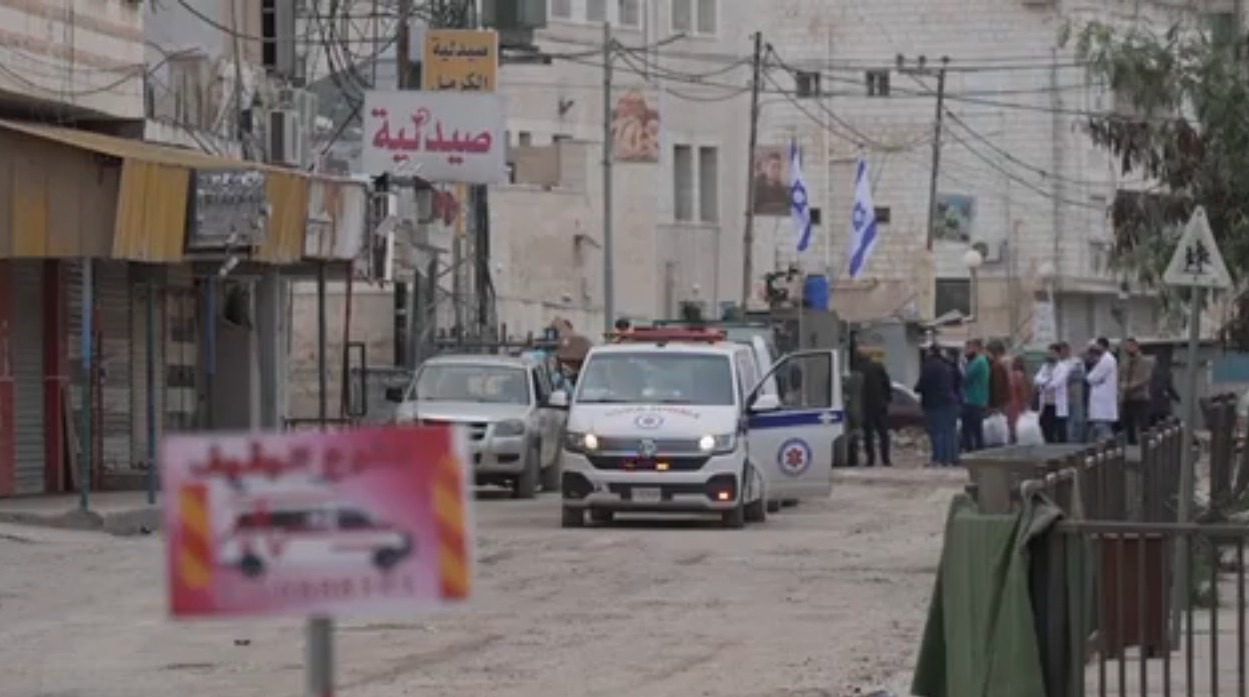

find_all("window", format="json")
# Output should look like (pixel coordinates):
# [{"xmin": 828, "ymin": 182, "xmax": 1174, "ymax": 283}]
[
  {"xmin": 518, "ymin": 131, "xmax": 532, "ymax": 146},
  {"xmin": 618, "ymin": 0, "xmax": 640, "ymax": 26},
  {"xmin": 553, "ymin": 133, "xmax": 571, "ymax": 142},
  {"xmin": 1207, "ymin": 12, "xmax": 1237, "ymax": 48},
  {"xmin": 874, "ymin": 206, "xmax": 891, "ymax": 224},
  {"xmin": 674, "ymin": 144, "xmax": 694, "ymax": 221},
  {"xmin": 934, "ymin": 279, "xmax": 971, "ymax": 317},
  {"xmin": 698, "ymin": 146, "xmax": 718, "ymax": 222},
  {"xmin": 575, "ymin": 352, "xmax": 736, "ymax": 405},
  {"xmin": 866, "ymin": 70, "xmax": 890, "ymax": 97},
  {"xmin": 671, "ymin": 0, "xmax": 692, "ymax": 31},
  {"xmin": 585, "ymin": 0, "xmax": 606, "ymax": 22},
  {"xmin": 796, "ymin": 71, "xmax": 821, "ymax": 98},
  {"xmin": 696, "ymin": 0, "xmax": 717, "ymax": 34},
  {"xmin": 672, "ymin": 0, "xmax": 716, "ymax": 34},
  {"xmin": 410, "ymin": 364, "xmax": 531, "ymax": 404},
  {"xmin": 549, "ymin": 0, "xmax": 572, "ymax": 19}
]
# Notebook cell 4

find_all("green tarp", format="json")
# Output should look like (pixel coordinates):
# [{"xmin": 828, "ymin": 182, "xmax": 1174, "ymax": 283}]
[{"xmin": 910, "ymin": 493, "xmax": 1063, "ymax": 697}]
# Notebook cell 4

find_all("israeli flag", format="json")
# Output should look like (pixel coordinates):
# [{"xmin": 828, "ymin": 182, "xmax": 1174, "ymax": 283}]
[
  {"xmin": 790, "ymin": 139, "xmax": 813, "ymax": 252},
  {"xmin": 846, "ymin": 157, "xmax": 878, "ymax": 279}
]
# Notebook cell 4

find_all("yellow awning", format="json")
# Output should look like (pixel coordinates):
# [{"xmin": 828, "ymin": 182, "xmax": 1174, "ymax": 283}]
[{"xmin": 0, "ymin": 120, "xmax": 310, "ymax": 264}]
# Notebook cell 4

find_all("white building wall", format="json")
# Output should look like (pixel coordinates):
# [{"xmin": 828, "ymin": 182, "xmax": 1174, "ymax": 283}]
[
  {"xmin": 0, "ymin": 0, "xmax": 144, "ymax": 119},
  {"xmin": 752, "ymin": 0, "xmax": 1201, "ymax": 326},
  {"xmin": 490, "ymin": 0, "xmax": 755, "ymax": 332}
]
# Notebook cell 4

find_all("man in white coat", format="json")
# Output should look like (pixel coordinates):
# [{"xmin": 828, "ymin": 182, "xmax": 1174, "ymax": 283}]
[
  {"xmin": 1085, "ymin": 337, "xmax": 1119, "ymax": 442},
  {"xmin": 1034, "ymin": 343, "xmax": 1071, "ymax": 442}
]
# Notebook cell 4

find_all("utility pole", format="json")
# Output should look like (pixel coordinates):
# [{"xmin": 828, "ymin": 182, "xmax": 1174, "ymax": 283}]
[
  {"xmin": 394, "ymin": 0, "xmax": 416, "ymax": 365},
  {"xmin": 918, "ymin": 56, "xmax": 948, "ymax": 251},
  {"xmin": 602, "ymin": 21, "xmax": 616, "ymax": 333},
  {"xmin": 739, "ymin": 32, "xmax": 764, "ymax": 308},
  {"xmin": 396, "ymin": 0, "xmax": 414, "ymax": 89}
]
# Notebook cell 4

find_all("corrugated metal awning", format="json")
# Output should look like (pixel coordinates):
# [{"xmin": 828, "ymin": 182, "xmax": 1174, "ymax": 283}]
[{"xmin": 0, "ymin": 120, "xmax": 311, "ymax": 265}]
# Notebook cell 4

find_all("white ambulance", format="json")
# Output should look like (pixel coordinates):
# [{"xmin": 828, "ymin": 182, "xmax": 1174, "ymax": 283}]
[{"xmin": 550, "ymin": 327, "xmax": 843, "ymax": 529}]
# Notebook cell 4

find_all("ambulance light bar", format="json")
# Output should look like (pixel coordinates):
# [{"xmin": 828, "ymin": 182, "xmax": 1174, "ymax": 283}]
[{"xmin": 608, "ymin": 327, "xmax": 727, "ymax": 344}]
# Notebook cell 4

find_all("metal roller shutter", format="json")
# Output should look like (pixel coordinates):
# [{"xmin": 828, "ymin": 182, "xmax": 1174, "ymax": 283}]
[
  {"xmin": 12, "ymin": 261, "xmax": 44, "ymax": 494},
  {"xmin": 97, "ymin": 261, "xmax": 132, "ymax": 472},
  {"xmin": 130, "ymin": 271, "xmax": 165, "ymax": 471},
  {"xmin": 164, "ymin": 265, "xmax": 198, "ymax": 432}
]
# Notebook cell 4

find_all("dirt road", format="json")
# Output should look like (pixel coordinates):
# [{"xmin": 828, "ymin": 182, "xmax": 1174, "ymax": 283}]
[{"xmin": 0, "ymin": 468, "xmax": 964, "ymax": 697}]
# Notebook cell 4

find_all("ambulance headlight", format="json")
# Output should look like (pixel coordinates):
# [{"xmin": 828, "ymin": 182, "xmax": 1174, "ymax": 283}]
[
  {"xmin": 699, "ymin": 434, "xmax": 735, "ymax": 454},
  {"xmin": 564, "ymin": 431, "xmax": 599, "ymax": 453}
]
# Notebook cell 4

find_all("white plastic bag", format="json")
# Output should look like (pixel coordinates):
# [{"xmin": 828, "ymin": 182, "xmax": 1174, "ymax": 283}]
[
  {"xmin": 984, "ymin": 413, "xmax": 1009, "ymax": 447},
  {"xmin": 1016, "ymin": 411, "xmax": 1045, "ymax": 446}
]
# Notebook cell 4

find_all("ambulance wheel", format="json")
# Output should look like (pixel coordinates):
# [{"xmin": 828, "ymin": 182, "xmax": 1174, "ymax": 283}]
[
  {"xmin": 721, "ymin": 503, "xmax": 746, "ymax": 529},
  {"xmin": 745, "ymin": 497, "xmax": 768, "ymax": 523},
  {"xmin": 240, "ymin": 554, "xmax": 265, "ymax": 578},
  {"xmin": 589, "ymin": 509, "xmax": 614, "ymax": 525},
  {"xmin": 765, "ymin": 500, "xmax": 782, "ymax": 514},
  {"xmin": 513, "ymin": 444, "xmax": 541, "ymax": 499},
  {"xmin": 561, "ymin": 507, "xmax": 585, "ymax": 528},
  {"xmin": 374, "ymin": 547, "xmax": 402, "ymax": 571}
]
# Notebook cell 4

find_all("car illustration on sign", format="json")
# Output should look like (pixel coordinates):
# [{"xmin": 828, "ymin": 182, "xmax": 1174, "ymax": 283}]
[{"xmin": 219, "ymin": 493, "xmax": 414, "ymax": 579}]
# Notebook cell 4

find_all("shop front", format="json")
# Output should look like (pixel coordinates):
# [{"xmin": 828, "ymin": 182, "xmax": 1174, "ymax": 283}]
[{"xmin": 0, "ymin": 119, "xmax": 314, "ymax": 497}]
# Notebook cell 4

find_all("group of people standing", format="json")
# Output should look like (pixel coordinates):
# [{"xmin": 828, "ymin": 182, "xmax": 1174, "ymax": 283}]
[{"xmin": 913, "ymin": 336, "xmax": 1180, "ymax": 467}]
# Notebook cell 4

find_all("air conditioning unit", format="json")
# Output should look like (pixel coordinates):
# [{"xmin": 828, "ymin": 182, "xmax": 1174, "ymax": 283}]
[
  {"xmin": 970, "ymin": 239, "xmax": 1005, "ymax": 263},
  {"xmin": 268, "ymin": 109, "xmax": 304, "ymax": 167}
]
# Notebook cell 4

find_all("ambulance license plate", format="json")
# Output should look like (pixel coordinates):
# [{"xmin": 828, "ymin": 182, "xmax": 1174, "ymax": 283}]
[{"xmin": 632, "ymin": 488, "xmax": 661, "ymax": 503}]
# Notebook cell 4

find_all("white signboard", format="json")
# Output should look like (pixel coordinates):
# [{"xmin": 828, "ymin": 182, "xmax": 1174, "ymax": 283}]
[
  {"xmin": 362, "ymin": 91, "xmax": 506, "ymax": 185},
  {"xmin": 1031, "ymin": 300, "xmax": 1056, "ymax": 345},
  {"xmin": 1162, "ymin": 206, "xmax": 1232, "ymax": 289}
]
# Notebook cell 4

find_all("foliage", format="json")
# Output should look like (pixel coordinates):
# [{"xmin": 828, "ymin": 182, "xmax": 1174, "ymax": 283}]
[{"xmin": 1063, "ymin": 18, "xmax": 1249, "ymax": 345}]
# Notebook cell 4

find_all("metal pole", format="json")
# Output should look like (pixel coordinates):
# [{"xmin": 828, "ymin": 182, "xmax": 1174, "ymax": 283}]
[
  {"xmin": 306, "ymin": 615, "xmax": 334, "ymax": 697},
  {"xmin": 203, "ymin": 278, "xmax": 216, "ymax": 430},
  {"xmin": 1172, "ymin": 286, "xmax": 1202, "ymax": 639},
  {"xmin": 146, "ymin": 270, "xmax": 157, "ymax": 505},
  {"xmin": 602, "ymin": 21, "xmax": 615, "ymax": 333},
  {"xmin": 739, "ymin": 31, "xmax": 764, "ymax": 308},
  {"xmin": 79, "ymin": 258, "xmax": 93, "ymax": 511},
  {"xmin": 257, "ymin": 268, "xmax": 281, "ymax": 429},
  {"xmin": 923, "ymin": 60, "xmax": 948, "ymax": 251},
  {"xmin": 316, "ymin": 262, "xmax": 329, "ymax": 429}
]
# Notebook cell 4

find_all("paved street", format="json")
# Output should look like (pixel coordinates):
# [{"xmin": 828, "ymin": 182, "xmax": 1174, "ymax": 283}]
[{"xmin": 0, "ymin": 467, "xmax": 963, "ymax": 697}]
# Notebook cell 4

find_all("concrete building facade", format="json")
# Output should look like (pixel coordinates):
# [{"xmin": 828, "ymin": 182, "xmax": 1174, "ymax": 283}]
[{"xmin": 752, "ymin": 0, "xmax": 1230, "ymax": 343}]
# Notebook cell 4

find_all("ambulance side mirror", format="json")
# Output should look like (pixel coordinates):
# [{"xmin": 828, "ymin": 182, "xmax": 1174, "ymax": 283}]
[{"xmin": 749, "ymin": 393, "xmax": 781, "ymax": 413}]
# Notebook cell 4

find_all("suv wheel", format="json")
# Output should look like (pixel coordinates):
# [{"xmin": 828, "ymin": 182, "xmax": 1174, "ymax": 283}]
[{"xmin": 561, "ymin": 507, "xmax": 585, "ymax": 528}]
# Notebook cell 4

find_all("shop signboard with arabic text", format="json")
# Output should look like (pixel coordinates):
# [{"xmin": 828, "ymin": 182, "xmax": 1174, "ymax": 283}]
[
  {"xmin": 163, "ymin": 426, "xmax": 474, "ymax": 619},
  {"xmin": 362, "ymin": 90, "xmax": 506, "ymax": 185},
  {"xmin": 422, "ymin": 29, "xmax": 497, "ymax": 92}
]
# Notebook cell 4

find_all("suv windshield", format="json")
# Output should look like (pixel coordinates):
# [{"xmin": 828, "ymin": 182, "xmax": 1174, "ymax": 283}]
[
  {"xmin": 409, "ymin": 364, "xmax": 530, "ymax": 404},
  {"xmin": 575, "ymin": 352, "xmax": 735, "ymax": 405}
]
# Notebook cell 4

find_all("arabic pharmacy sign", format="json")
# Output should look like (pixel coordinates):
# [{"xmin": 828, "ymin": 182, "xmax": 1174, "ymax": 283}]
[
  {"xmin": 362, "ymin": 90, "xmax": 506, "ymax": 185},
  {"xmin": 422, "ymin": 29, "xmax": 498, "ymax": 92},
  {"xmin": 163, "ymin": 426, "xmax": 474, "ymax": 619}
]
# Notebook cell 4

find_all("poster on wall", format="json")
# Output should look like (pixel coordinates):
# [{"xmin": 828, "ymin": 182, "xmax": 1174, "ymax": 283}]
[
  {"xmin": 362, "ymin": 90, "xmax": 506, "ymax": 185},
  {"xmin": 752, "ymin": 146, "xmax": 791, "ymax": 216},
  {"xmin": 933, "ymin": 193, "xmax": 976, "ymax": 243},
  {"xmin": 610, "ymin": 90, "xmax": 660, "ymax": 163}
]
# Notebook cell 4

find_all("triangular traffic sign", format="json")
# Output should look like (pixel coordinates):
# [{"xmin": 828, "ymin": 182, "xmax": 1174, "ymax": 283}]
[{"xmin": 1162, "ymin": 206, "xmax": 1232, "ymax": 289}]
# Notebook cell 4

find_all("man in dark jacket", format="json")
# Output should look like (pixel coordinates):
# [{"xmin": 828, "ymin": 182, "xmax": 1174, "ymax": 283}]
[
  {"xmin": 857, "ymin": 349, "xmax": 893, "ymax": 467},
  {"xmin": 916, "ymin": 344, "xmax": 960, "ymax": 467},
  {"xmin": 1148, "ymin": 356, "xmax": 1180, "ymax": 427}
]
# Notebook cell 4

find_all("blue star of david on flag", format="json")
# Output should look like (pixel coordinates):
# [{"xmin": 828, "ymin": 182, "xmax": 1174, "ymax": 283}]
[
  {"xmin": 847, "ymin": 157, "xmax": 878, "ymax": 280},
  {"xmin": 790, "ymin": 139, "xmax": 813, "ymax": 253}
]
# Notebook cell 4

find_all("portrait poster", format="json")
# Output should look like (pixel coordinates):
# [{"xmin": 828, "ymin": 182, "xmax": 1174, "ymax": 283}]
[
  {"xmin": 610, "ymin": 90, "xmax": 660, "ymax": 163},
  {"xmin": 752, "ymin": 145, "xmax": 791, "ymax": 216}
]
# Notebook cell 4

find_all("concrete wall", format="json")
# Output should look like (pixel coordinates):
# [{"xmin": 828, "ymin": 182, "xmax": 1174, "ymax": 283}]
[
  {"xmin": 754, "ymin": 0, "xmax": 1209, "ymax": 332},
  {"xmin": 0, "ymin": 0, "xmax": 144, "ymax": 119}
]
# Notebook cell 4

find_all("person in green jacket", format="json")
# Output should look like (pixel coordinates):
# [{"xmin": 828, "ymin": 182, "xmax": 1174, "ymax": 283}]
[{"xmin": 961, "ymin": 339, "xmax": 990, "ymax": 452}]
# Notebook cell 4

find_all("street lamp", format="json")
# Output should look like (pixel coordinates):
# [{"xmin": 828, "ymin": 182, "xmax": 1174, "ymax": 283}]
[{"xmin": 963, "ymin": 248, "xmax": 984, "ymax": 335}]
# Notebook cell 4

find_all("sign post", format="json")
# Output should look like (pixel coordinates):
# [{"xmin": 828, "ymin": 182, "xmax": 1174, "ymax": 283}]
[
  {"xmin": 162, "ymin": 426, "xmax": 473, "ymax": 697},
  {"xmin": 1160, "ymin": 205, "xmax": 1231, "ymax": 641}
]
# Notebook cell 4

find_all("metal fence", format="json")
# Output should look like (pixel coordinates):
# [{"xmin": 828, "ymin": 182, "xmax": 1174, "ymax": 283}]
[{"xmin": 1011, "ymin": 397, "xmax": 1249, "ymax": 697}]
